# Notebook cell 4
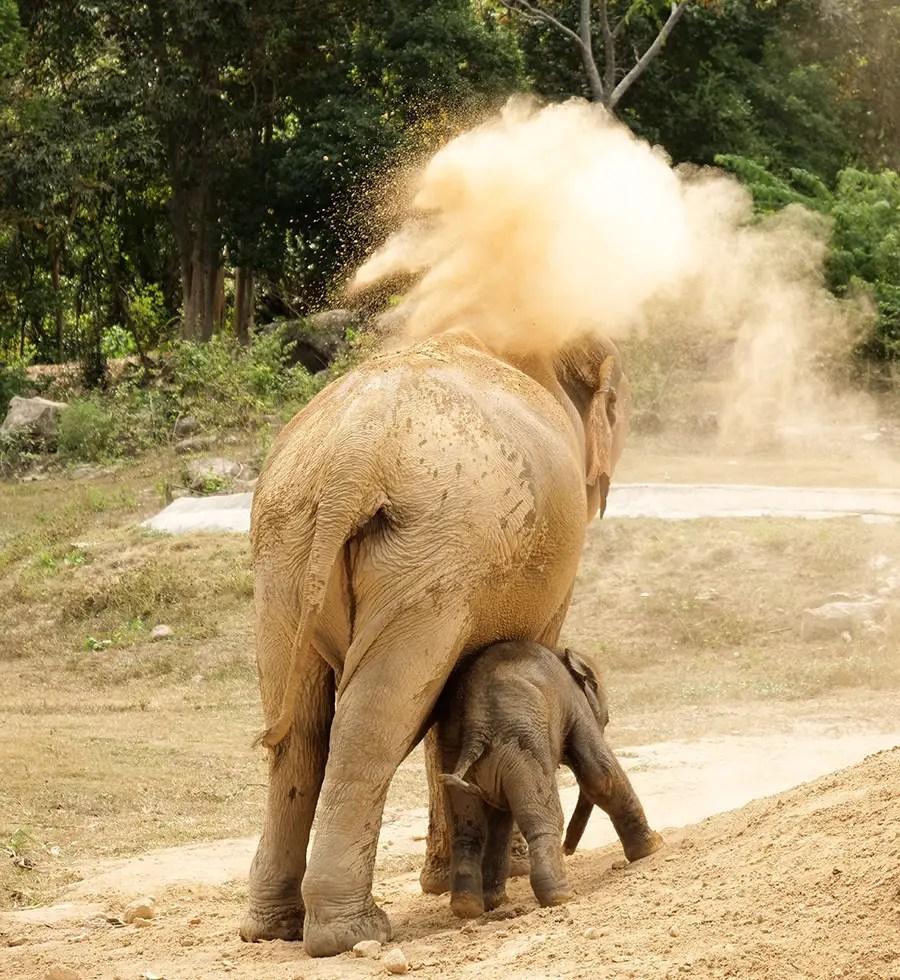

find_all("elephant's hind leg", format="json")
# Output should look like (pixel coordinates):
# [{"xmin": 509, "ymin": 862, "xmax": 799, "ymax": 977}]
[
  {"xmin": 241, "ymin": 591, "xmax": 334, "ymax": 943},
  {"xmin": 301, "ymin": 602, "xmax": 470, "ymax": 957}
]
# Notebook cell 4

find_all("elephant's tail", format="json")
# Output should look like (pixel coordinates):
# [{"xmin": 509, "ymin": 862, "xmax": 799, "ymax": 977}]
[
  {"xmin": 563, "ymin": 788, "xmax": 593, "ymax": 855},
  {"xmin": 439, "ymin": 772, "xmax": 486, "ymax": 800},
  {"xmin": 255, "ymin": 485, "xmax": 391, "ymax": 751}
]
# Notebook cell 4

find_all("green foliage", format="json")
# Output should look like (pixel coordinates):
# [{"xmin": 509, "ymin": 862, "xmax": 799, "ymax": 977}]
[
  {"xmin": 718, "ymin": 155, "xmax": 900, "ymax": 359},
  {"xmin": 0, "ymin": 358, "xmax": 26, "ymax": 413},
  {"xmin": 57, "ymin": 398, "xmax": 120, "ymax": 462}
]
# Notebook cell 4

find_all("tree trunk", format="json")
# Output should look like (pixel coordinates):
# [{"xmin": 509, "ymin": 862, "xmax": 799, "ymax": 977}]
[
  {"xmin": 234, "ymin": 266, "xmax": 255, "ymax": 346},
  {"xmin": 171, "ymin": 186, "xmax": 223, "ymax": 342},
  {"xmin": 50, "ymin": 244, "xmax": 63, "ymax": 362}
]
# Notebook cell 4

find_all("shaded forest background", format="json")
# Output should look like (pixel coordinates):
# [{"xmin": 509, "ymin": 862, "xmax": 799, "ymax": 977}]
[{"xmin": 0, "ymin": 0, "xmax": 898, "ymax": 389}]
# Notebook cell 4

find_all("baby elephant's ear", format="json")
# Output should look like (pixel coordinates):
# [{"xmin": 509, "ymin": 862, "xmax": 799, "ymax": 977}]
[{"xmin": 563, "ymin": 647, "xmax": 599, "ymax": 694}]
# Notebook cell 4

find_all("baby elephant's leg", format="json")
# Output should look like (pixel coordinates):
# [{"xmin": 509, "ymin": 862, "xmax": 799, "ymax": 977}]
[
  {"xmin": 503, "ymin": 759, "xmax": 573, "ymax": 907},
  {"xmin": 481, "ymin": 808, "xmax": 514, "ymax": 911},
  {"xmin": 446, "ymin": 784, "xmax": 488, "ymax": 919}
]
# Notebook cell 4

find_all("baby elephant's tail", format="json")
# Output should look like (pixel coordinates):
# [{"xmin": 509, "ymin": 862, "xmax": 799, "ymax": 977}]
[
  {"xmin": 439, "ymin": 772, "xmax": 486, "ymax": 800},
  {"xmin": 563, "ymin": 789, "xmax": 593, "ymax": 855}
]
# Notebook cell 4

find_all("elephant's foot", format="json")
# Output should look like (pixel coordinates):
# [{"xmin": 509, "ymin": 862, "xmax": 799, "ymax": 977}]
[
  {"xmin": 484, "ymin": 888, "xmax": 508, "ymax": 912},
  {"xmin": 450, "ymin": 891, "xmax": 484, "ymax": 920},
  {"xmin": 420, "ymin": 855, "xmax": 451, "ymax": 895},
  {"xmin": 303, "ymin": 901, "xmax": 392, "ymax": 958},
  {"xmin": 537, "ymin": 886, "xmax": 574, "ymax": 908},
  {"xmin": 239, "ymin": 904, "xmax": 304, "ymax": 943},
  {"xmin": 623, "ymin": 830, "xmax": 665, "ymax": 863}
]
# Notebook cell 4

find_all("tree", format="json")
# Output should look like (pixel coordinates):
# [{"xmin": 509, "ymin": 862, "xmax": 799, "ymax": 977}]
[{"xmin": 495, "ymin": 0, "xmax": 702, "ymax": 109}]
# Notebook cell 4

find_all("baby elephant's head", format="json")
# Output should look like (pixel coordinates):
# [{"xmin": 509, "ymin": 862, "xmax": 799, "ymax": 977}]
[{"xmin": 561, "ymin": 647, "xmax": 609, "ymax": 730}]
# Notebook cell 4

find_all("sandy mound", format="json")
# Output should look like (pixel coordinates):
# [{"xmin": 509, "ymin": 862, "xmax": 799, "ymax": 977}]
[{"xmin": 2, "ymin": 748, "xmax": 898, "ymax": 980}]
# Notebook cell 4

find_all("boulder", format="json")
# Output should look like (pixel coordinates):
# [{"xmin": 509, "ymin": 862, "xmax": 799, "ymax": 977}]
[
  {"xmin": 800, "ymin": 599, "xmax": 888, "ymax": 641},
  {"xmin": 174, "ymin": 435, "xmax": 215, "ymax": 455},
  {"xmin": 278, "ymin": 309, "xmax": 360, "ymax": 372},
  {"xmin": 630, "ymin": 409, "xmax": 663, "ymax": 434},
  {"xmin": 184, "ymin": 457, "xmax": 243, "ymax": 492},
  {"xmin": 173, "ymin": 415, "xmax": 200, "ymax": 438},
  {"xmin": 1, "ymin": 396, "xmax": 67, "ymax": 442}
]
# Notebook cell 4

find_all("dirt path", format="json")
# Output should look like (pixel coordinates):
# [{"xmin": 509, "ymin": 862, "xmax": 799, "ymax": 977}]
[
  {"xmin": 142, "ymin": 483, "xmax": 900, "ymax": 534},
  {"xmin": 2, "ymin": 746, "xmax": 897, "ymax": 980}
]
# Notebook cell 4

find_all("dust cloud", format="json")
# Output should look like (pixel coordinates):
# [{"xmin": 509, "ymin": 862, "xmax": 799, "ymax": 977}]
[{"xmin": 352, "ymin": 96, "xmax": 885, "ymax": 455}]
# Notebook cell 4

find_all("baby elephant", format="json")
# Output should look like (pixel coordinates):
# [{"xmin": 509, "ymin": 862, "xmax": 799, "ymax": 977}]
[{"xmin": 434, "ymin": 640, "xmax": 663, "ymax": 918}]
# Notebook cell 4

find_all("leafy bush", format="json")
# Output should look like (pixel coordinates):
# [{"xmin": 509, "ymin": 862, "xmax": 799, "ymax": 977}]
[
  {"xmin": 0, "ymin": 359, "xmax": 27, "ymax": 415},
  {"xmin": 57, "ymin": 398, "xmax": 120, "ymax": 461},
  {"xmin": 717, "ymin": 156, "xmax": 900, "ymax": 359}
]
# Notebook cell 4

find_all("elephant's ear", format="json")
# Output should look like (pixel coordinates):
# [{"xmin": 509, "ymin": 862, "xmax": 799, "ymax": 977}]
[
  {"xmin": 585, "ymin": 355, "xmax": 618, "ymax": 517},
  {"xmin": 563, "ymin": 648, "xmax": 609, "ymax": 730},
  {"xmin": 563, "ymin": 647, "xmax": 598, "ymax": 693}
]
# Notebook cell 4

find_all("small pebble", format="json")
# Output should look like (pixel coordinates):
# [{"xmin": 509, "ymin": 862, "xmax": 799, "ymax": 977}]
[
  {"xmin": 353, "ymin": 940, "xmax": 382, "ymax": 959},
  {"xmin": 6, "ymin": 936, "xmax": 27, "ymax": 947},
  {"xmin": 669, "ymin": 925, "xmax": 679, "ymax": 937},
  {"xmin": 383, "ymin": 948, "xmax": 409, "ymax": 975},
  {"xmin": 123, "ymin": 900, "xmax": 156, "ymax": 924},
  {"xmin": 583, "ymin": 927, "xmax": 603, "ymax": 940},
  {"xmin": 150, "ymin": 624, "xmax": 174, "ymax": 641}
]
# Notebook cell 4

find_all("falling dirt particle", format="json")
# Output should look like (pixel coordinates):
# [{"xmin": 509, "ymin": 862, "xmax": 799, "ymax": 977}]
[{"xmin": 383, "ymin": 947, "xmax": 409, "ymax": 975}]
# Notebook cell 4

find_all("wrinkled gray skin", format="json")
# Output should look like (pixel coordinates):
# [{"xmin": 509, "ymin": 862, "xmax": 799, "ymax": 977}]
[{"xmin": 434, "ymin": 641, "xmax": 663, "ymax": 918}]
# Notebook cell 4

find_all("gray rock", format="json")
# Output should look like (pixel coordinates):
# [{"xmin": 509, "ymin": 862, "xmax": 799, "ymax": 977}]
[
  {"xmin": 278, "ymin": 308, "xmax": 360, "ymax": 372},
  {"xmin": 631, "ymin": 409, "xmax": 663, "ymax": 434},
  {"xmin": 173, "ymin": 415, "xmax": 200, "ymax": 438},
  {"xmin": 174, "ymin": 435, "xmax": 215, "ymax": 455},
  {"xmin": 150, "ymin": 624, "xmax": 174, "ymax": 642},
  {"xmin": 800, "ymin": 599, "xmax": 889, "ymax": 641},
  {"xmin": 184, "ymin": 457, "xmax": 243, "ymax": 491},
  {"xmin": 2, "ymin": 395, "xmax": 67, "ymax": 442}
]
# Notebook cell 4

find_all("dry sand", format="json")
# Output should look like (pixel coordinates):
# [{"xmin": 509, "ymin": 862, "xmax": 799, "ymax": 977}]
[{"xmin": 3, "ymin": 747, "xmax": 897, "ymax": 980}]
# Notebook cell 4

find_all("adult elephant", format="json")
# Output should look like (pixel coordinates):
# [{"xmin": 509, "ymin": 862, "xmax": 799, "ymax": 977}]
[{"xmin": 241, "ymin": 326, "xmax": 630, "ymax": 957}]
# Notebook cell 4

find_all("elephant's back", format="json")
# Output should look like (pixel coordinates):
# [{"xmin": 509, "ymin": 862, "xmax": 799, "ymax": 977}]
[{"xmin": 252, "ymin": 333, "xmax": 587, "ymax": 643}]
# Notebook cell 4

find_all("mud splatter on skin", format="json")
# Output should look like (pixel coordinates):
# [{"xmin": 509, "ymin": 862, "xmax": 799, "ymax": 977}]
[{"xmin": 353, "ymin": 97, "xmax": 876, "ymax": 448}]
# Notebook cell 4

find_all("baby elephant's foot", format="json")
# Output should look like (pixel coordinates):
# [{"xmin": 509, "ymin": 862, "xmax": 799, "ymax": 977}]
[
  {"xmin": 624, "ymin": 830, "xmax": 665, "ymax": 863},
  {"xmin": 483, "ymin": 887, "xmax": 508, "ymax": 912},
  {"xmin": 535, "ymin": 884, "xmax": 574, "ymax": 907},
  {"xmin": 450, "ymin": 890, "xmax": 485, "ymax": 919}
]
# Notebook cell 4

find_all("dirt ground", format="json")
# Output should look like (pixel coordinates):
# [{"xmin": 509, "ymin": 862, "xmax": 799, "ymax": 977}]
[
  {"xmin": 1, "ymin": 746, "xmax": 898, "ymax": 980},
  {"xmin": 2, "ymin": 434, "xmax": 899, "ymax": 979}
]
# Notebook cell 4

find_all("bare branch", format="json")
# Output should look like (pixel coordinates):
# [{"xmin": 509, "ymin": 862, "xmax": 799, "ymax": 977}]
[
  {"xmin": 608, "ymin": 0, "xmax": 694, "ymax": 111},
  {"xmin": 597, "ymin": 0, "xmax": 616, "ymax": 96},
  {"xmin": 499, "ymin": 0, "xmax": 605, "ymax": 102},
  {"xmin": 497, "ymin": 0, "xmax": 585, "ymax": 48},
  {"xmin": 578, "ymin": 0, "xmax": 605, "ymax": 101}
]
